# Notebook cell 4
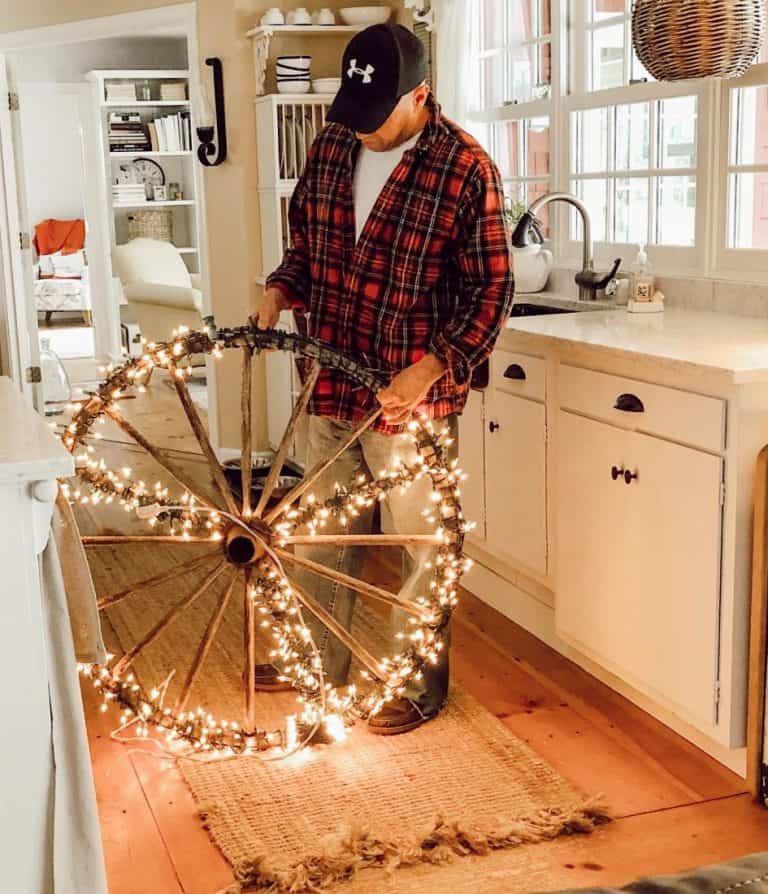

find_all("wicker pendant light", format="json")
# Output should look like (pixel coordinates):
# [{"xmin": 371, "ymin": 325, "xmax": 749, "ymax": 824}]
[{"xmin": 632, "ymin": 0, "xmax": 766, "ymax": 81}]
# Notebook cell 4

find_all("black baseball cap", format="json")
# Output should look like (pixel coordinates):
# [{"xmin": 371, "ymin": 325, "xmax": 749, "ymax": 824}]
[{"xmin": 326, "ymin": 24, "xmax": 427, "ymax": 134}]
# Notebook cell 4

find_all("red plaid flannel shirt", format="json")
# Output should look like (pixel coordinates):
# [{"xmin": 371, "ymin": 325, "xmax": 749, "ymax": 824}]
[{"xmin": 267, "ymin": 96, "xmax": 515, "ymax": 434}]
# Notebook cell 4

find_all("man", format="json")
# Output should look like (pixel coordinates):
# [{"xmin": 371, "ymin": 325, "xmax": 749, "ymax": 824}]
[{"xmin": 251, "ymin": 24, "xmax": 514, "ymax": 734}]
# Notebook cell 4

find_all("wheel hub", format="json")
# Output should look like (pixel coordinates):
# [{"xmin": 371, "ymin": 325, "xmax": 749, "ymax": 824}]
[{"xmin": 224, "ymin": 523, "xmax": 270, "ymax": 566}]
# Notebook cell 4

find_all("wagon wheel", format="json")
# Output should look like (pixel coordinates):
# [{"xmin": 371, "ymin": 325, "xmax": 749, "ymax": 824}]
[{"xmin": 62, "ymin": 322, "xmax": 468, "ymax": 757}]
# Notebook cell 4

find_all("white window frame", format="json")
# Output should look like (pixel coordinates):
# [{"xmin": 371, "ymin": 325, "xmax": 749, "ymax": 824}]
[
  {"xmin": 465, "ymin": 0, "xmax": 768, "ymax": 282},
  {"xmin": 560, "ymin": 78, "xmax": 717, "ymax": 275},
  {"xmin": 714, "ymin": 61, "xmax": 768, "ymax": 280}
]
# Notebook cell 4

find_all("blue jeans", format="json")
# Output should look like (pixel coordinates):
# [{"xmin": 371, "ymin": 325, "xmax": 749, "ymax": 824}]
[{"xmin": 294, "ymin": 414, "xmax": 458, "ymax": 719}]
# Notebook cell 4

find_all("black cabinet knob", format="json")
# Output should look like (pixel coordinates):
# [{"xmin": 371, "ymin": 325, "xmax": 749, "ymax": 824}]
[
  {"xmin": 489, "ymin": 420, "xmax": 500, "ymax": 433},
  {"xmin": 611, "ymin": 465, "xmax": 623, "ymax": 481},
  {"xmin": 614, "ymin": 393, "xmax": 645, "ymax": 413},
  {"xmin": 624, "ymin": 469, "xmax": 638, "ymax": 485},
  {"xmin": 503, "ymin": 363, "xmax": 526, "ymax": 381}
]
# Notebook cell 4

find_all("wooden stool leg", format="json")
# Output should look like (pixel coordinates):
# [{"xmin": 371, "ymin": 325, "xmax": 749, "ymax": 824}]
[{"xmin": 748, "ymin": 445, "xmax": 768, "ymax": 800}]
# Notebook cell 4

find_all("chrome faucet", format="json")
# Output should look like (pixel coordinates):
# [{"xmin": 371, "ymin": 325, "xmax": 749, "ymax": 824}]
[{"xmin": 510, "ymin": 191, "xmax": 621, "ymax": 302}]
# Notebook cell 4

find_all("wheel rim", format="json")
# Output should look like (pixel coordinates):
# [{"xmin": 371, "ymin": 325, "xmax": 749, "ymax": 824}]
[{"xmin": 64, "ymin": 323, "xmax": 468, "ymax": 756}]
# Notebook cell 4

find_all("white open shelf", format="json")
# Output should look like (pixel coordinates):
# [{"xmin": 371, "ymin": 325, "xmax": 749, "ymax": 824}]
[
  {"xmin": 110, "ymin": 151, "xmax": 193, "ymax": 158},
  {"xmin": 102, "ymin": 100, "xmax": 191, "ymax": 108},
  {"xmin": 89, "ymin": 69, "xmax": 203, "ymax": 276},
  {"xmin": 245, "ymin": 24, "xmax": 363, "ymax": 37},
  {"xmin": 113, "ymin": 200, "xmax": 196, "ymax": 209}
]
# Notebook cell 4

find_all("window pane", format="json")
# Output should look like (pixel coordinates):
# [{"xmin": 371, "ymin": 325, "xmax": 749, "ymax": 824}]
[
  {"xmin": 614, "ymin": 177, "xmax": 649, "ymax": 243},
  {"xmin": 615, "ymin": 102, "xmax": 650, "ymax": 170},
  {"xmin": 504, "ymin": 180, "xmax": 550, "ymax": 236},
  {"xmin": 507, "ymin": 44, "xmax": 535, "ymax": 102},
  {"xmin": 538, "ymin": 41, "xmax": 552, "ymax": 90},
  {"xmin": 591, "ymin": 24, "xmax": 624, "ymax": 90},
  {"xmin": 481, "ymin": 0, "xmax": 505, "ymax": 51},
  {"xmin": 573, "ymin": 108, "xmax": 609, "ymax": 173},
  {"xmin": 508, "ymin": 0, "xmax": 551, "ymax": 41},
  {"xmin": 592, "ymin": 0, "xmax": 626, "ymax": 22},
  {"xmin": 538, "ymin": 0, "xmax": 552, "ymax": 36},
  {"xmin": 659, "ymin": 96, "xmax": 697, "ymax": 169},
  {"xmin": 730, "ymin": 86, "xmax": 768, "ymax": 166},
  {"xmin": 572, "ymin": 179, "xmax": 608, "ymax": 242},
  {"xmin": 630, "ymin": 48, "xmax": 652, "ymax": 83},
  {"xmin": 655, "ymin": 176, "xmax": 696, "ymax": 246},
  {"xmin": 526, "ymin": 118, "xmax": 550, "ymax": 176},
  {"xmin": 729, "ymin": 172, "xmax": 768, "ymax": 250},
  {"xmin": 482, "ymin": 54, "xmax": 506, "ymax": 107}
]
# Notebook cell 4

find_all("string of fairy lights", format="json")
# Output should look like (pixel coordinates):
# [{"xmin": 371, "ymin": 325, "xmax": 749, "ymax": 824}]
[{"xmin": 64, "ymin": 324, "xmax": 471, "ymax": 757}]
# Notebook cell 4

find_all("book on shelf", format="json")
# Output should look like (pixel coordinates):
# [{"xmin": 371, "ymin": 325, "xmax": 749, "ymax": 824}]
[{"xmin": 107, "ymin": 111, "xmax": 192, "ymax": 153}]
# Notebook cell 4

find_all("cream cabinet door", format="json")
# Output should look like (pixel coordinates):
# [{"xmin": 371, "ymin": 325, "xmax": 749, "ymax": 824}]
[
  {"xmin": 557, "ymin": 411, "xmax": 723, "ymax": 727},
  {"xmin": 458, "ymin": 389, "xmax": 486, "ymax": 540},
  {"xmin": 485, "ymin": 391, "xmax": 547, "ymax": 575}
]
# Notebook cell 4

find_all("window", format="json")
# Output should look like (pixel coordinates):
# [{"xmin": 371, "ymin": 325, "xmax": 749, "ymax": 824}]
[
  {"xmin": 493, "ymin": 117, "xmax": 551, "ymax": 235},
  {"xmin": 480, "ymin": 0, "xmax": 553, "ymax": 106},
  {"xmin": 467, "ymin": 0, "xmax": 768, "ymax": 278},
  {"xmin": 570, "ymin": 96, "xmax": 698, "ymax": 247}
]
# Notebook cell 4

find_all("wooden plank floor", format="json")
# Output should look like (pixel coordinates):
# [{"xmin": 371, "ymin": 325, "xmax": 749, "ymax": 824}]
[{"xmin": 76, "ymin": 374, "xmax": 768, "ymax": 892}]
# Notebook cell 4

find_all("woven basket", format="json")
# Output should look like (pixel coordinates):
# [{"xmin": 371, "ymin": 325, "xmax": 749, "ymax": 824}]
[
  {"xmin": 127, "ymin": 209, "xmax": 174, "ymax": 242},
  {"xmin": 632, "ymin": 0, "xmax": 766, "ymax": 81}
]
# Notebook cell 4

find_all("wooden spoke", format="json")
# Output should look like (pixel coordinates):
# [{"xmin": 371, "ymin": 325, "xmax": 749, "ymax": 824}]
[
  {"xmin": 254, "ymin": 361, "xmax": 321, "ymax": 519},
  {"xmin": 280, "ymin": 533, "xmax": 442, "ymax": 548},
  {"xmin": 169, "ymin": 361, "xmax": 240, "ymax": 518},
  {"xmin": 243, "ymin": 568, "xmax": 257, "ymax": 732},
  {"xmin": 113, "ymin": 561, "xmax": 228, "ymax": 675},
  {"xmin": 83, "ymin": 534, "xmax": 215, "ymax": 546},
  {"xmin": 274, "ymin": 546, "xmax": 421, "ymax": 617},
  {"xmin": 176, "ymin": 571, "xmax": 239, "ymax": 712},
  {"xmin": 287, "ymin": 575, "xmax": 384, "ymax": 680},
  {"xmin": 240, "ymin": 346, "xmax": 253, "ymax": 517},
  {"xmin": 103, "ymin": 405, "xmax": 216, "ymax": 509},
  {"xmin": 264, "ymin": 407, "xmax": 383, "ymax": 524},
  {"xmin": 97, "ymin": 552, "xmax": 218, "ymax": 610}
]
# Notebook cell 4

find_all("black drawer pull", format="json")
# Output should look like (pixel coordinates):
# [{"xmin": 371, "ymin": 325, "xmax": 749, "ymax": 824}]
[
  {"xmin": 614, "ymin": 393, "xmax": 644, "ymax": 413},
  {"xmin": 503, "ymin": 363, "xmax": 526, "ymax": 381},
  {"xmin": 489, "ymin": 420, "xmax": 500, "ymax": 433}
]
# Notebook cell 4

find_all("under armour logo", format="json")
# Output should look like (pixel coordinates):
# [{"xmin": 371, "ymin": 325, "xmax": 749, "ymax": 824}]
[{"xmin": 347, "ymin": 59, "xmax": 375, "ymax": 83}]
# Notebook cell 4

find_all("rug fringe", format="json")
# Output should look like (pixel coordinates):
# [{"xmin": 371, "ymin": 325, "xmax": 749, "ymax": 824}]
[{"xmin": 215, "ymin": 796, "xmax": 611, "ymax": 893}]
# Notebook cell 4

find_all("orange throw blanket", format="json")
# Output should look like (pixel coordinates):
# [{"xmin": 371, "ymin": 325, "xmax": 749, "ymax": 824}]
[{"xmin": 34, "ymin": 218, "xmax": 85, "ymax": 256}]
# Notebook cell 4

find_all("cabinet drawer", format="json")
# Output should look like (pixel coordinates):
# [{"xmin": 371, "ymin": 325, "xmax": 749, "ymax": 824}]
[
  {"xmin": 491, "ymin": 350, "xmax": 545, "ymax": 402},
  {"xmin": 559, "ymin": 365, "xmax": 725, "ymax": 452}
]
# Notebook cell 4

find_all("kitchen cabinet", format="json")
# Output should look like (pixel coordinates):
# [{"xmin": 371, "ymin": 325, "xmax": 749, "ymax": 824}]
[
  {"xmin": 458, "ymin": 389, "xmax": 486, "ymax": 541},
  {"xmin": 486, "ymin": 389, "xmax": 548, "ymax": 576},
  {"xmin": 556, "ymin": 410, "xmax": 724, "ymax": 728}
]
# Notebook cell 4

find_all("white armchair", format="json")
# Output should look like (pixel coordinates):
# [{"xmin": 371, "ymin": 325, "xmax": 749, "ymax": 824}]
[{"xmin": 112, "ymin": 238, "xmax": 203, "ymax": 342}]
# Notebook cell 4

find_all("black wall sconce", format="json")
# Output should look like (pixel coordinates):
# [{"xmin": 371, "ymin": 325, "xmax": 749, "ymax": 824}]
[{"xmin": 196, "ymin": 57, "xmax": 227, "ymax": 166}]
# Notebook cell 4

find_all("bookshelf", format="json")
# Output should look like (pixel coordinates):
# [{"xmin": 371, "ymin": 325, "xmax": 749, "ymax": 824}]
[{"xmin": 87, "ymin": 69, "xmax": 205, "ymax": 275}]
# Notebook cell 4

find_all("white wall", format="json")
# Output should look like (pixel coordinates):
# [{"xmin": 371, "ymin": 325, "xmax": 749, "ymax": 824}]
[
  {"xmin": 8, "ymin": 36, "xmax": 187, "ymax": 82},
  {"xmin": 18, "ymin": 83, "xmax": 86, "ymax": 228}
]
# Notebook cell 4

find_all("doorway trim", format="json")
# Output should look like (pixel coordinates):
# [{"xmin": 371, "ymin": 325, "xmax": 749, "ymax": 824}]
[{"xmin": 0, "ymin": 3, "xmax": 216, "ymax": 441}]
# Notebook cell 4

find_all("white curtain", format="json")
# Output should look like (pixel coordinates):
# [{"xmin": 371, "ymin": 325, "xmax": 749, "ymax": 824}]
[{"xmin": 433, "ymin": 0, "xmax": 482, "ymax": 133}]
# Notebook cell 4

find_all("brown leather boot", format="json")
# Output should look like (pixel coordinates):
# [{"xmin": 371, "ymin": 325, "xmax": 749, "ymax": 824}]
[
  {"xmin": 247, "ymin": 663, "xmax": 294, "ymax": 692},
  {"xmin": 367, "ymin": 698, "xmax": 432, "ymax": 735}
]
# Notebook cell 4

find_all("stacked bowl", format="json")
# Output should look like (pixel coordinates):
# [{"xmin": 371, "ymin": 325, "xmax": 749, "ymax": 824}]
[{"xmin": 277, "ymin": 56, "xmax": 311, "ymax": 94}]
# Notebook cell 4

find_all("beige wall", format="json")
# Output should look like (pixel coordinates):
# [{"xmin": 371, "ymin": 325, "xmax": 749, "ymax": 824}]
[{"xmin": 1, "ymin": 0, "xmax": 407, "ymax": 449}]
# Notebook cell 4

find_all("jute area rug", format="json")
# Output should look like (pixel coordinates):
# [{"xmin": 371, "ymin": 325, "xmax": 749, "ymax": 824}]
[{"xmin": 88, "ymin": 543, "xmax": 609, "ymax": 894}]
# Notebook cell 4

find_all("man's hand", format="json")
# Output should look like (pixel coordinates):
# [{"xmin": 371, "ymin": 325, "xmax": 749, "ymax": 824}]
[
  {"xmin": 249, "ymin": 287, "xmax": 287, "ymax": 330},
  {"xmin": 377, "ymin": 354, "xmax": 447, "ymax": 425}
]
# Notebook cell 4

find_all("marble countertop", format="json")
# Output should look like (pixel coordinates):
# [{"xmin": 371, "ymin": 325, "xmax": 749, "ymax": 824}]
[
  {"xmin": 0, "ymin": 377, "xmax": 73, "ymax": 483},
  {"xmin": 503, "ymin": 304, "xmax": 768, "ymax": 384}
]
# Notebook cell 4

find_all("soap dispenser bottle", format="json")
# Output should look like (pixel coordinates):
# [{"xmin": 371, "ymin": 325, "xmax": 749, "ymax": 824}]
[{"xmin": 629, "ymin": 244, "xmax": 654, "ymax": 302}]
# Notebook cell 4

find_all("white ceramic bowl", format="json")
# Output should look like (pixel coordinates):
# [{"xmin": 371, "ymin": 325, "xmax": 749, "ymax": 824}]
[
  {"xmin": 277, "ymin": 81, "xmax": 311, "ymax": 94},
  {"xmin": 276, "ymin": 55, "xmax": 311, "ymax": 70},
  {"xmin": 312, "ymin": 78, "xmax": 342, "ymax": 93},
  {"xmin": 339, "ymin": 6, "xmax": 391, "ymax": 25}
]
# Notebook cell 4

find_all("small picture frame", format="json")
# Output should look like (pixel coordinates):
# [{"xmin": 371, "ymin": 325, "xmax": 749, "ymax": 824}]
[
  {"xmin": 153, "ymin": 184, "xmax": 168, "ymax": 201},
  {"xmin": 168, "ymin": 181, "xmax": 181, "ymax": 201}
]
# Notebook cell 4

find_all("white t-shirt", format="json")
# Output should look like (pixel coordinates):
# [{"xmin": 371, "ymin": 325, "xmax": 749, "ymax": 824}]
[{"xmin": 352, "ymin": 130, "xmax": 422, "ymax": 242}]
